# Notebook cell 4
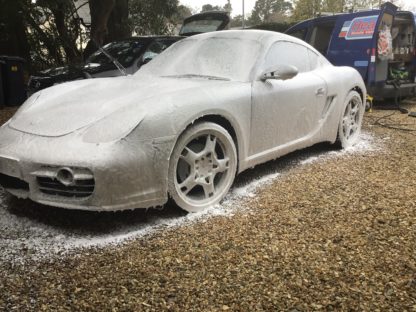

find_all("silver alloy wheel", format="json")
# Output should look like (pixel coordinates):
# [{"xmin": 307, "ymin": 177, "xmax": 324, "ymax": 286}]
[
  {"xmin": 168, "ymin": 122, "xmax": 237, "ymax": 212},
  {"xmin": 337, "ymin": 90, "xmax": 364, "ymax": 148}
]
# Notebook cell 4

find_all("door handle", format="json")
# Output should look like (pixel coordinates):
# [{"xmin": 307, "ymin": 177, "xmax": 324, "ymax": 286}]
[{"xmin": 315, "ymin": 87, "xmax": 326, "ymax": 96}]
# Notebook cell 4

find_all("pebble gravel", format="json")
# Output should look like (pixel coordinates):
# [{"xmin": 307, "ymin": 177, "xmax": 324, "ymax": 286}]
[{"xmin": 0, "ymin": 100, "xmax": 415, "ymax": 311}]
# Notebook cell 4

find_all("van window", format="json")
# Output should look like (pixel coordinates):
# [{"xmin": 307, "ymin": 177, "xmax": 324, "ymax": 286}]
[
  {"xmin": 309, "ymin": 21, "xmax": 336, "ymax": 55},
  {"xmin": 265, "ymin": 41, "xmax": 310, "ymax": 73},
  {"xmin": 287, "ymin": 28, "xmax": 307, "ymax": 40}
]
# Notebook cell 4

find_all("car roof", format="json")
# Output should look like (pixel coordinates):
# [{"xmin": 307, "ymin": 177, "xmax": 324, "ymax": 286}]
[
  {"xmin": 113, "ymin": 36, "xmax": 184, "ymax": 43},
  {"xmin": 130, "ymin": 36, "xmax": 184, "ymax": 39},
  {"xmin": 190, "ymin": 29, "xmax": 311, "ymax": 47},
  {"xmin": 185, "ymin": 30, "xmax": 328, "ymax": 63}
]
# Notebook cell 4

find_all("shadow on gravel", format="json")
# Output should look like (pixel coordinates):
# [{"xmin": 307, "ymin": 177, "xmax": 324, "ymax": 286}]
[
  {"xmin": 3, "ymin": 197, "xmax": 187, "ymax": 235},
  {"xmin": 2, "ymin": 142, "xmax": 336, "ymax": 236}
]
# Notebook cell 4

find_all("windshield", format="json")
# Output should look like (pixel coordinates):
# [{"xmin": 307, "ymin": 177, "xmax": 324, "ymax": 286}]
[
  {"xmin": 181, "ymin": 19, "xmax": 223, "ymax": 35},
  {"xmin": 86, "ymin": 40, "xmax": 146, "ymax": 67},
  {"xmin": 40, "ymin": 66, "xmax": 68, "ymax": 76},
  {"xmin": 138, "ymin": 37, "xmax": 261, "ymax": 82}
]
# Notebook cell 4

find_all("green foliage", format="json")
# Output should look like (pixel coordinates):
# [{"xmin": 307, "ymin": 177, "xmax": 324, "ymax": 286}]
[
  {"xmin": 320, "ymin": 0, "xmax": 344, "ymax": 13},
  {"xmin": 291, "ymin": 0, "xmax": 401, "ymax": 22},
  {"xmin": 0, "ymin": 0, "xmax": 83, "ymax": 70},
  {"xmin": 230, "ymin": 15, "xmax": 244, "ymax": 28},
  {"xmin": 291, "ymin": 0, "xmax": 321, "ymax": 21},
  {"xmin": 2, "ymin": 0, "xmax": 189, "ymax": 70},
  {"xmin": 201, "ymin": 4, "xmax": 223, "ymax": 12},
  {"xmin": 171, "ymin": 5, "xmax": 193, "ymax": 25},
  {"xmin": 250, "ymin": 0, "xmax": 293, "ymax": 25},
  {"xmin": 224, "ymin": 0, "xmax": 232, "ymax": 14},
  {"xmin": 201, "ymin": 2, "xmax": 232, "ymax": 14},
  {"xmin": 129, "ymin": 0, "xmax": 179, "ymax": 35}
]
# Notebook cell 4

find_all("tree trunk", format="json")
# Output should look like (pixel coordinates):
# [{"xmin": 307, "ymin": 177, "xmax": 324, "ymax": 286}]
[
  {"xmin": 84, "ymin": 0, "xmax": 131, "ymax": 59},
  {"xmin": 107, "ymin": 0, "xmax": 131, "ymax": 43},
  {"xmin": 50, "ymin": 1, "xmax": 82, "ymax": 64},
  {"xmin": 90, "ymin": 0, "xmax": 116, "ymax": 46},
  {"xmin": 0, "ymin": 0, "xmax": 31, "ymax": 65}
]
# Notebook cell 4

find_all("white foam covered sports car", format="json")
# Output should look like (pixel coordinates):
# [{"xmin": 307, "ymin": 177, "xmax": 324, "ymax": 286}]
[{"xmin": 0, "ymin": 30, "xmax": 366, "ymax": 212}]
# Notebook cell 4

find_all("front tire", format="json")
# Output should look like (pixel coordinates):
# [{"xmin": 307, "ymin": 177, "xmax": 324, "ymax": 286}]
[
  {"xmin": 168, "ymin": 122, "xmax": 237, "ymax": 213},
  {"xmin": 337, "ymin": 91, "xmax": 364, "ymax": 148}
]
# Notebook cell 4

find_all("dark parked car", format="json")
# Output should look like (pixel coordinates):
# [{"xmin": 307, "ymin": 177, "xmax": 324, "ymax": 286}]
[
  {"xmin": 28, "ymin": 36, "xmax": 183, "ymax": 95},
  {"xmin": 27, "ymin": 12, "xmax": 231, "ymax": 95}
]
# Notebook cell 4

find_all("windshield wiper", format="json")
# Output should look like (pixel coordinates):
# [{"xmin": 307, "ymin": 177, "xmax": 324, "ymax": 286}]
[
  {"xmin": 97, "ymin": 46, "xmax": 127, "ymax": 76},
  {"xmin": 162, "ymin": 74, "xmax": 230, "ymax": 81}
]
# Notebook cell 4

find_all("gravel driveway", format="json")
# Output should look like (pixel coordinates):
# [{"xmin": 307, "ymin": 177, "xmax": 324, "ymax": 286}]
[{"xmin": 0, "ymin": 102, "xmax": 415, "ymax": 311}]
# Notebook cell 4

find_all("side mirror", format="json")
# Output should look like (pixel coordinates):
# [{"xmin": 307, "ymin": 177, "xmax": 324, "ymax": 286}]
[
  {"xmin": 142, "ymin": 57, "xmax": 153, "ymax": 65},
  {"xmin": 260, "ymin": 64, "xmax": 299, "ymax": 81},
  {"xmin": 138, "ymin": 56, "xmax": 154, "ymax": 68}
]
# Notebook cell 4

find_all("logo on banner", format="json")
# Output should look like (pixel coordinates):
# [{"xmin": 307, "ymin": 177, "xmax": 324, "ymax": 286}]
[{"xmin": 339, "ymin": 15, "xmax": 378, "ymax": 40}]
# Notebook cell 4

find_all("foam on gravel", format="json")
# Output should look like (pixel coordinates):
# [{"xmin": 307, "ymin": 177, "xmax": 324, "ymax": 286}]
[
  {"xmin": 299, "ymin": 132, "xmax": 381, "ymax": 165},
  {"xmin": 0, "ymin": 131, "xmax": 383, "ymax": 264}
]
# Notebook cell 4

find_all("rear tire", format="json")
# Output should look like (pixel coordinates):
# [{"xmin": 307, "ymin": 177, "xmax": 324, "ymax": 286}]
[
  {"xmin": 168, "ymin": 122, "xmax": 237, "ymax": 213},
  {"xmin": 336, "ymin": 90, "xmax": 364, "ymax": 149}
]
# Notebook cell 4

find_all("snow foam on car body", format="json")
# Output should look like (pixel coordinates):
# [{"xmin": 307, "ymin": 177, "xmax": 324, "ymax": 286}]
[
  {"xmin": 0, "ymin": 30, "xmax": 367, "ymax": 212},
  {"xmin": 0, "ymin": 72, "xmax": 252, "ymax": 211},
  {"xmin": 0, "ymin": 124, "xmax": 173, "ymax": 211}
]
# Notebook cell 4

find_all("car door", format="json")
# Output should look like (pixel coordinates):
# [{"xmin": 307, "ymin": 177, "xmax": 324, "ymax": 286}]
[{"xmin": 249, "ymin": 41, "xmax": 328, "ymax": 156}]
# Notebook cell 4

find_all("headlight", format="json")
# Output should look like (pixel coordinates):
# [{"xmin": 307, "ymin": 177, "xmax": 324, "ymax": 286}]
[
  {"xmin": 0, "ymin": 119, "xmax": 11, "ymax": 129},
  {"xmin": 82, "ymin": 105, "xmax": 146, "ymax": 143},
  {"xmin": 11, "ymin": 92, "xmax": 42, "ymax": 121}
]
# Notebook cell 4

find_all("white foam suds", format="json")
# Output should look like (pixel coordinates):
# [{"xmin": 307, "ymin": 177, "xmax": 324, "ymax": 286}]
[{"xmin": 0, "ymin": 132, "xmax": 383, "ymax": 263}]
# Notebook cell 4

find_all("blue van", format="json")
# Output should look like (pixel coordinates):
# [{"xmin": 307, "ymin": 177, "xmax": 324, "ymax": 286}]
[{"xmin": 286, "ymin": 2, "xmax": 416, "ymax": 100}]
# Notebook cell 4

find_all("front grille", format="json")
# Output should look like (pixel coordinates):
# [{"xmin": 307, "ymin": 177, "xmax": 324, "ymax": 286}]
[
  {"xmin": 35, "ymin": 167, "xmax": 95, "ymax": 198},
  {"xmin": 0, "ymin": 173, "xmax": 29, "ymax": 191},
  {"xmin": 37, "ymin": 177, "xmax": 95, "ymax": 198}
]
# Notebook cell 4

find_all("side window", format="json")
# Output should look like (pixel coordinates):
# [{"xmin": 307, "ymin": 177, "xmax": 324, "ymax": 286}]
[
  {"xmin": 287, "ymin": 28, "xmax": 307, "ymax": 40},
  {"xmin": 307, "ymin": 49, "xmax": 320, "ymax": 70},
  {"xmin": 264, "ymin": 41, "xmax": 310, "ymax": 73}
]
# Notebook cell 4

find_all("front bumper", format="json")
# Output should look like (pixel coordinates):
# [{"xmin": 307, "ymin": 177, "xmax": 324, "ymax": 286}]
[{"xmin": 0, "ymin": 125, "xmax": 176, "ymax": 211}]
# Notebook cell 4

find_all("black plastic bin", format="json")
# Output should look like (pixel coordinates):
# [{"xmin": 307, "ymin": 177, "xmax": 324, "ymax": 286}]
[
  {"xmin": 0, "ymin": 56, "xmax": 27, "ymax": 106},
  {"xmin": 0, "ymin": 59, "xmax": 5, "ymax": 107}
]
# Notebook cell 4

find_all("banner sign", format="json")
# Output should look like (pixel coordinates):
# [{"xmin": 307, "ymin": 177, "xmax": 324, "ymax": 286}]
[{"xmin": 339, "ymin": 15, "xmax": 378, "ymax": 40}]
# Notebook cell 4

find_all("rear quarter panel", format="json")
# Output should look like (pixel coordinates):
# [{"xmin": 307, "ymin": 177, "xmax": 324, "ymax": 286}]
[{"xmin": 314, "ymin": 65, "xmax": 367, "ymax": 143}]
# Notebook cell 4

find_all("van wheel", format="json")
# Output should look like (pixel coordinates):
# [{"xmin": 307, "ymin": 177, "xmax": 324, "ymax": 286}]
[{"xmin": 336, "ymin": 91, "xmax": 364, "ymax": 148}]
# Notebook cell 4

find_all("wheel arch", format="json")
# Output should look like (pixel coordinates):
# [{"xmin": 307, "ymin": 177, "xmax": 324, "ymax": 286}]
[
  {"xmin": 172, "ymin": 113, "xmax": 243, "ymax": 172},
  {"xmin": 351, "ymin": 86, "xmax": 365, "ymax": 103},
  {"xmin": 193, "ymin": 115, "xmax": 239, "ymax": 153}
]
